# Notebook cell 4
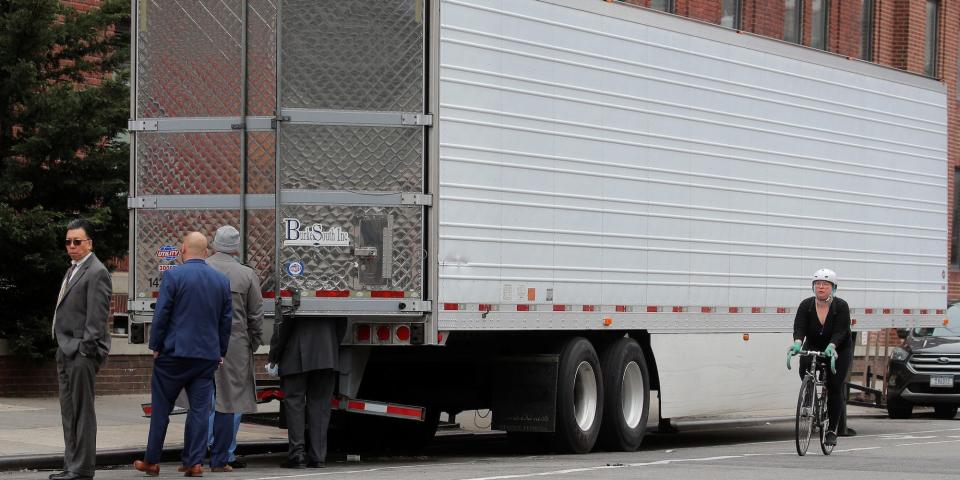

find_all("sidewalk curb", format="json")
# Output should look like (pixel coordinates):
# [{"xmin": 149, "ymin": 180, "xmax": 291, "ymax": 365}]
[
  {"xmin": 0, "ymin": 442, "xmax": 288, "ymax": 473},
  {"xmin": 666, "ymin": 410, "xmax": 889, "ymax": 432}
]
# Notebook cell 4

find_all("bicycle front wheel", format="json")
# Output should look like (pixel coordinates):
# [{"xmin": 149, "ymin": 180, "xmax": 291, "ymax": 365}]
[
  {"xmin": 819, "ymin": 387, "xmax": 834, "ymax": 455},
  {"xmin": 795, "ymin": 376, "xmax": 815, "ymax": 456}
]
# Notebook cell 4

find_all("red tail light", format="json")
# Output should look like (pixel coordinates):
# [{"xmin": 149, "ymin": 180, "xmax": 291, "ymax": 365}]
[
  {"xmin": 376, "ymin": 326, "xmax": 391, "ymax": 342},
  {"xmin": 356, "ymin": 325, "xmax": 371, "ymax": 342},
  {"xmin": 395, "ymin": 325, "xmax": 411, "ymax": 342}
]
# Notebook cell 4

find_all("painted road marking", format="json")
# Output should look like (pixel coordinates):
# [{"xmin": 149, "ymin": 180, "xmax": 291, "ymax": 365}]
[{"xmin": 248, "ymin": 426, "xmax": 960, "ymax": 480}]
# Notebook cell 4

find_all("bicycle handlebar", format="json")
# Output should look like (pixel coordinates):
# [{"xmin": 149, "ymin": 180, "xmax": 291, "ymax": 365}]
[{"xmin": 787, "ymin": 349, "xmax": 837, "ymax": 374}]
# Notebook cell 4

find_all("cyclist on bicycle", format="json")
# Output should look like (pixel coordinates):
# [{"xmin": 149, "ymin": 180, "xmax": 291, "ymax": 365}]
[{"xmin": 788, "ymin": 268, "xmax": 852, "ymax": 447}]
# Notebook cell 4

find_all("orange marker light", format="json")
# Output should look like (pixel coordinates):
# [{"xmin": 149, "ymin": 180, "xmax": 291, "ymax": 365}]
[
  {"xmin": 603, "ymin": 317, "xmax": 613, "ymax": 327},
  {"xmin": 742, "ymin": 333, "xmax": 750, "ymax": 341},
  {"xmin": 945, "ymin": 319, "xmax": 950, "ymax": 326}
]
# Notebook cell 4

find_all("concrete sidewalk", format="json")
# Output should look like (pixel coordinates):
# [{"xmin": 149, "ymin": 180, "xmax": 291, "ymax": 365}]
[{"xmin": 0, "ymin": 395, "xmax": 286, "ymax": 472}]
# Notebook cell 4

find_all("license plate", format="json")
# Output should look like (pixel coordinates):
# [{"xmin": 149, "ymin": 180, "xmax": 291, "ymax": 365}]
[{"xmin": 930, "ymin": 375, "xmax": 954, "ymax": 388}]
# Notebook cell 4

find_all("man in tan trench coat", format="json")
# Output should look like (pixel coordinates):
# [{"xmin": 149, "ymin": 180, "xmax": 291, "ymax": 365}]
[{"xmin": 207, "ymin": 225, "xmax": 264, "ymax": 471}]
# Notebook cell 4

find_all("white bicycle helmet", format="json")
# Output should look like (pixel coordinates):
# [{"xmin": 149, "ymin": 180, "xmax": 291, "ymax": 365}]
[{"xmin": 812, "ymin": 268, "xmax": 838, "ymax": 293}]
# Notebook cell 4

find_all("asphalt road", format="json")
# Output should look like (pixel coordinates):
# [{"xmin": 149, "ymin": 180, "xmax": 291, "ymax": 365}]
[{"xmin": 4, "ymin": 413, "xmax": 959, "ymax": 480}]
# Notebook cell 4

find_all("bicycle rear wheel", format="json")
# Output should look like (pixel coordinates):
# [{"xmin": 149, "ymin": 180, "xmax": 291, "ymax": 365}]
[
  {"xmin": 795, "ymin": 376, "xmax": 815, "ymax": 456},
  {"xmin": 819, "ymin": 387, "xmax": 834, "ymax": 455}
]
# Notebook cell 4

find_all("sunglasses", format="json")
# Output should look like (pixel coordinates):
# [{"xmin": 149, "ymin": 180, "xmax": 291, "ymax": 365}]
[{"xmin": 65, "ymin": 239, "xmax": 90, "ymax": 246}]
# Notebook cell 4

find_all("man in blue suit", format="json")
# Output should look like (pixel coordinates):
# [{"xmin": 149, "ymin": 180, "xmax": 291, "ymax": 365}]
[{"xmin": 134, "ymin": 232, "xmax": 231, "ymax": 477}]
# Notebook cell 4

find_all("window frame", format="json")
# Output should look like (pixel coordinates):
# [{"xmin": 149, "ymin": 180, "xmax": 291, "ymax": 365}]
[
  {"xmin": 860, "ymin": 0, "xmax": 875, "ymax": 61},
  {"xmin": 783, "ymin": 0, "xmax": 804, "ymax": 44},
  {"xmin": 924, "ymin": 0, "xmax": 940, "ymax": 77},
  {"xmin": 649, "ymin": 0, "xmax": 675, "ymax": 14},
  {"xmin": 721, "ymin": 0, "xmax": 742, "ymax": 30},
  {"xmin": 810, "ymin": 0, "xmax": 829, "ymax": 50}
]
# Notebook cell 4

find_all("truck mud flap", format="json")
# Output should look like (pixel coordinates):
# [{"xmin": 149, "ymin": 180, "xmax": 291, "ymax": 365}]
[{"xmin": 492, "ymin": 355, "xmax": 559, "ymax": 433}]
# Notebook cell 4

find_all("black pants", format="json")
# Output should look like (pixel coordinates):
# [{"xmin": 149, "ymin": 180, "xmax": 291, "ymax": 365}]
[
  {"xmin": 56, "ymin": 349, "xmax": 99, "ymax": 477},
  {"xmin": 798, "ymin": 346, "xmax": 852, "ymax": 432},
  {"xmin": 281, "ymin": 369, "xmax": 335, "ymax": 463}
]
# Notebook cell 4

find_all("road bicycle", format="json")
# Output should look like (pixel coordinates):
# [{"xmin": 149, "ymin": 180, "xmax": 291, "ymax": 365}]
[{"xmin": 788, "ymin": 349, "xmax": 836, "ymax": 456}]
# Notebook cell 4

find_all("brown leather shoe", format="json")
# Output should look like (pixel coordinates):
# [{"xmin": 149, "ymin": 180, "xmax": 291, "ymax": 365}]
[
  {"xmin": 209, "ymin": 465, "xmax": 233, "ymax": 472},
  {"xmin": 183, "ymin": 464, "xmax": 203, "ymax": 477},
  {"xmin": 133, "ymin": 460, "xmax": 160, "ymax": 476}
]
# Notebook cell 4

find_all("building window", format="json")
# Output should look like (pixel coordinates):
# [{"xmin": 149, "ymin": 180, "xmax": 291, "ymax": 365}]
[
  {"xmin": 784, "ymin": 0, "xmax": 803, "ymax": 44},
  {"xmin": 649, "ymin": 0, "xmax": 674, "ymax": 13},
  {"xmin": 810, "ymin": 0, "xmax": 828, "ymax": 49},
  {"xmin": 721, "ymin": 0, "xmax": 741, "ymax": 29},
  {"xmin": 924, "ymin": 0, "xmax": 940, "ymax": 77},
  {"xmin": 861, "ymin": 0, "xmax": 875, "ymax": 61},
  {"xmin": 952, "ymin": 168, "xmax": 960, "ymax": 266}
]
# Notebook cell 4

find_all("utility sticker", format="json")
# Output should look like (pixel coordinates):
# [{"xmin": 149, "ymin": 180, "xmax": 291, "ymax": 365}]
[
  {"xmin": 157, "ymin": 245, "xmax": 179, "ymax": 272},
  {"xmin": 283, "ymin": 218, "xmax": 350, "ymax": 247},
  {"xmin": 501, "ymin": 284, "xmax": 530, "ymax": 303},
  {"xmin": 285, "ymin": 260, "xmax": 305, "ymax": 277}
]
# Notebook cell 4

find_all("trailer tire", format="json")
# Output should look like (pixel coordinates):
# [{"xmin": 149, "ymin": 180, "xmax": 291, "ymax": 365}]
[
  {"xmin": 598, "ymin": 337, "xmax": 650, "ymax": 451},
  {"xmin": 553, "ymin": 337, "xmax": 604, "ymax": 454}
]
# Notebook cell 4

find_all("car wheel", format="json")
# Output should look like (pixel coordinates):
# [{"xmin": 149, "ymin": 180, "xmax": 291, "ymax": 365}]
[
  {"xmin": 886, "ymin": 395, "xmax": 913, "ymax": 419},
  {"xmin": 933, "ymin": 405, "xmax": 958, "ymax": 419}
]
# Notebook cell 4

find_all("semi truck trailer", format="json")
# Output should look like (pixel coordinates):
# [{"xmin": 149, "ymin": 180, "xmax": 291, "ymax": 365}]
[{"xmin": 127, "ymin": 0, "xmax": 948, "ymax": 453}]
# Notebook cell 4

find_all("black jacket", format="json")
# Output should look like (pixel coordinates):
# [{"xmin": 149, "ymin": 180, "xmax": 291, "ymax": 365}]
[{"xmin": 793, "ymin": 296, "xmax": 852, "ymax": 352}]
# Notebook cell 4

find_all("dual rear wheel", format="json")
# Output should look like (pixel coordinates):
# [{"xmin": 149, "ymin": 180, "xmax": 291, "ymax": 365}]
[{"xmin": 552, "ymin": 337, "xmax": 651, "ymax": 453}]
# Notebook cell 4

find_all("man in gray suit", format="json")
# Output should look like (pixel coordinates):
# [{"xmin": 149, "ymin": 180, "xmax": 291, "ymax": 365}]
[
  {"xmin": 206, "ymin": 225, "xmax": 264, "ymax": 471},
  {"xmin": 268, "ymin": 311, "xmax": 339, "ymax": 468},
  {"xmin": 50, "ymin": 218, "xmax": 112, "ymax": 480}
]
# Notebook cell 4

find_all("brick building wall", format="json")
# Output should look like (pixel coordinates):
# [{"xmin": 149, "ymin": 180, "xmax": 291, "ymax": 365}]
[
  {"xmin": 0, "ymin": 353, "xmax": 273, "ymax": 397},
  {"xmin": 614, "ymin": 0, "xmax": 960, "ymax": 305}
]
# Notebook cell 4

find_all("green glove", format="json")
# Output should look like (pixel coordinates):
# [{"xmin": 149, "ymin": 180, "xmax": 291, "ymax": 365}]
[
  {"xmin": 786, "ymin": 340, "xmax": 802, "ymax": 369},
  {"xmin": 824, "ymin": 343, "xmax": 837, "ymax": 374}
]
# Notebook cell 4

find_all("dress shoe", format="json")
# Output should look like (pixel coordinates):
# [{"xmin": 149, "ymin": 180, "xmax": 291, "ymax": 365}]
[
  {"xmin": 209, "ymin": 465, "xmax": 233, "ymax": 472},
  {"xmin": 48, "ymin": 471, "xmax": 69, "ymax": 480},
  {"xmin": 48, "ymin": 473, "xmax": 91, "ymax": 480},
  {"xmin": 307, "ymin": 461, "xmax": 326, "ymax": 468},
  {"xmin": 133, "ymin": 460, "xmax": 160, "ymax": 476},
  {"xmin": 183, "ymin": 464, "xmax": 203, "ymax": 477},
  {"xmin": 227, "ymin": 459, "xmax": 246, "ymax": 469},
  {"xmin": 280, "ymin": 457, "xmax": 306, "ymax": 469}
]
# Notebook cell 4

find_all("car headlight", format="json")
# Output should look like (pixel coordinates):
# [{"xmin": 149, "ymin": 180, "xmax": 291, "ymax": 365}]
[{"xmin": 890, "ymin": 347, "xmax": 910, "ymax": 362}]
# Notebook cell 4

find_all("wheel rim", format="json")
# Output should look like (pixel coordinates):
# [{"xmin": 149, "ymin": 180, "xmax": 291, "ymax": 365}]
[
  {"xmin": 574, "ymin": 360, "xmax": 599, "ymax": 431},
  {"xmin": 621, "ymin": 361, "xmax": 645, "ymax": 429}
]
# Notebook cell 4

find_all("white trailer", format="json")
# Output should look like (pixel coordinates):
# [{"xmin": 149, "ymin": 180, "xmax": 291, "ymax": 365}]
[{"xmin": 128, "ymin": 0, "xmax": 947, "ymax": 453}]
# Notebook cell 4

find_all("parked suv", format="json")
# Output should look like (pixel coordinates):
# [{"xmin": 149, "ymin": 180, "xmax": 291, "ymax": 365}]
[{"xmin": 886, "ymin": 310, "xmax": 960, "ymax": 419}]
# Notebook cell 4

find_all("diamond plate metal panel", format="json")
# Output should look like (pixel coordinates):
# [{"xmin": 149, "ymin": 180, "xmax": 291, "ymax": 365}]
[
  {"xmin": 245, "ymin": 209, "xmax": 276, "ymax": 290},
  {"xmin": 279, "ymin": 205, "xmax": 422, "ymax": 295},
  {"xmin": 136, "ymin": 133, "xmax": 241, "ymax": 195},
  {"xmin": 248, "ymin": 0, "xmax": 277, "ymax": 116},
  {"xmin": 247, "ymin": 132, "xmax": 276, "ymax": 194},
  {"xmin": 133, "ymin": 210, "xmax": 241, "ymax": 299},
  {"xmin": 280, "ymin": 125, "xmax": 423, "ymax": 191},
  {"xmin": 281, "ymin": 0, "xmax": 424, "ymax": 112},
  {"xmin": 136, "ymin": 0, "xmax": 243, "ymax": 117}
]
